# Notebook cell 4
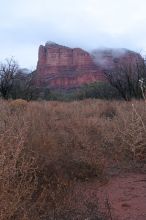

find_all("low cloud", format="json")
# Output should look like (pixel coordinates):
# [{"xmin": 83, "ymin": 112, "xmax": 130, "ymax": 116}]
[{"xmin": 0, "ymin": 0, "xmax": 146, "ymax": 68}]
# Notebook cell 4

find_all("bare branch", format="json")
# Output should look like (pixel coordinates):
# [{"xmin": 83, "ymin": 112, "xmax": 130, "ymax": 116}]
[
  {"xmin": 104, "ymin": 57, "xmax": 146, "ymax": 100},
  {"xmin": 0, "ymin": 58, "xmax": 19, "ymax": 99}
]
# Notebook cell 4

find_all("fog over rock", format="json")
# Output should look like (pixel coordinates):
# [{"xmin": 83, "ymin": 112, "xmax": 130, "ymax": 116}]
[
  {"xmin": 91, "ymin": 48, "xmax": 140, "ymax": 69},
  {"xmin": 34, "ymin": 42, "xmax": 142, "ymax": 89}
]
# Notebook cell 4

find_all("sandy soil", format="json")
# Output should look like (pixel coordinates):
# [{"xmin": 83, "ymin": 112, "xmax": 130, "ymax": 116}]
[
  {"xmin": 98, "ymin": 173, "xmax": 146, "ymax": 220},
  {"xmin": 72, "ymin": 172, "xmax": 146, "ymax": 220}
]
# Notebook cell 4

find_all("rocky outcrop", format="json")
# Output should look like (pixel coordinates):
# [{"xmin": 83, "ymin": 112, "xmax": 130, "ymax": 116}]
[{"xmin": 35, "ymin": 42, "xmax": 142, "ymax": 89}]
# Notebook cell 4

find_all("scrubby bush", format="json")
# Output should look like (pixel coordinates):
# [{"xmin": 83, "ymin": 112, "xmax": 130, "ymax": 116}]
[
  {"xmin": 35, "ymin": 82, "xmax": 121, "ymax": 101},
  {"xmin": 73, "ymin": 82, "xmax": 121, "ymax": 100},
  {"xmin": 9, "ymin": 99, "xmax": 28, "ymax": 112},
  {"xmin": 0, "ymin": 99, "xmax": 146, "ymax": 219}
]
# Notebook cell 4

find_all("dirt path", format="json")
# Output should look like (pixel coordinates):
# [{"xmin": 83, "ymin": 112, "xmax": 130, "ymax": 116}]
[
  {"xmin": 72, "ymin": 172, "xmax": 146, "ymax": 220},
  {"xmin": 100, "ymin": 173, "xmax": 146, "ymax": 220}
]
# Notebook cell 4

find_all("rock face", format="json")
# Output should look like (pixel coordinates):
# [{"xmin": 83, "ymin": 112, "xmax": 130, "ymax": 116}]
[{"xmin": 35, "ymin": 42, "xmax": 142, "ymax": 89}]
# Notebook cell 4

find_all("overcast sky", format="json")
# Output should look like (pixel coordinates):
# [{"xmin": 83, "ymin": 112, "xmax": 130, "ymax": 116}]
[{"xmin": 0, "ymin": 0, "xmax": 146, "ymax": 69}]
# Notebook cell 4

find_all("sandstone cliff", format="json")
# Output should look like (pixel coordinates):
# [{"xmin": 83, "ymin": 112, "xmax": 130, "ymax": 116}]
[{"xmin": 35, "ymin": 42, "xmax": 141, "ymax": 89}]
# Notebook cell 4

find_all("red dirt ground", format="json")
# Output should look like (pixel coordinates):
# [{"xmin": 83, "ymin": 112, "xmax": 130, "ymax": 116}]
[
  {"xmin": 72, "ymin": 172, "xmax": 146, "ymax": 219},
  {"xmin": 99, "ymin": 173, "xmax": 146, "ymax": 220}
]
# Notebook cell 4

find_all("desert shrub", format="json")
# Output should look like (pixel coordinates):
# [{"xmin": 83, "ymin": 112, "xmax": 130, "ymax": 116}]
[
  {"xmin": 1, "ymin": 99, "xmax": 146, "ymax": 219},
  {"xmin": 0, "ymin": 115, "xmax": 71, "ymax": 220},
  {"xmin": 9, "ymin": 99, "xmax": 28, "ymax": 112},
  {"xmin": 116, "ymin": 103, "xmax": 146, "ymax": 162},
  {"xmin": 72, "ymin": 82, "xmax": 121, "ymax": 100},
  {"xmin": 100, "ymin": 104, "xmax": 117, "ymax": 119},
  {"xmin": 52, "ymin": 159, "xmax": 104, "ymax": 181}
]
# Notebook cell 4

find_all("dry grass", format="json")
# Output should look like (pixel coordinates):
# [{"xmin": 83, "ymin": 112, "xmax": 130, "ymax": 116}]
[{"xmin": 0, "ymin": 98, "xmax": 146, "ymax": 219}]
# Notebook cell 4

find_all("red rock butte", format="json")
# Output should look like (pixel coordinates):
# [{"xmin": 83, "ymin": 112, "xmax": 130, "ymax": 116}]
[{"xmin": 35, "ymin": 41, "xmax": 142, "ymax": 89}]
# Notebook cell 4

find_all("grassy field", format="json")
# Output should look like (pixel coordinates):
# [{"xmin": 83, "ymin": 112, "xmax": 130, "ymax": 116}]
[{"xmin": 0, "ymin": 99, "xmax": 146, "ymax": 219}]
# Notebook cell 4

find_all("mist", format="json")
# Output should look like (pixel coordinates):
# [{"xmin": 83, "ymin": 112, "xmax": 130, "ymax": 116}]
[{"xmin": 0, "ymin": 0, "xmax": 146, "ymax": 68}]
